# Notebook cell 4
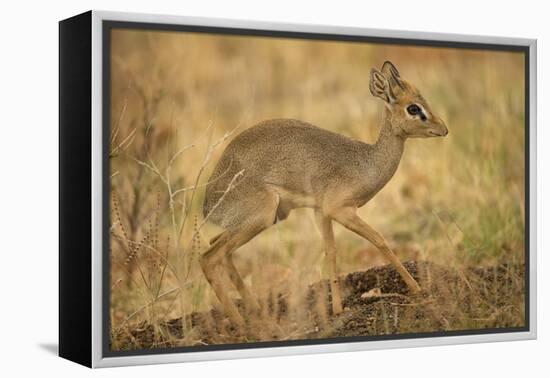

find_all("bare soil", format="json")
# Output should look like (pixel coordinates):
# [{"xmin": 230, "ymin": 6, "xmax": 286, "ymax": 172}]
[{"xmin": 113, "ymin": 261, "xmax": 525, "ymax": 351}]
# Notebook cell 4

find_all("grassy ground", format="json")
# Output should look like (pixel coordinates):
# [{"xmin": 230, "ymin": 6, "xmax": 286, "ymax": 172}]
[{"xmin": 108, "ymin": 29, "xmax": 526, "ymax": 351}]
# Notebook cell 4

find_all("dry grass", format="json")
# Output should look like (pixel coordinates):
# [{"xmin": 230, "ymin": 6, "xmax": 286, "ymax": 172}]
[{"xmin": 108, "ymin": 29, "xmax": 526, "ymax": 351}]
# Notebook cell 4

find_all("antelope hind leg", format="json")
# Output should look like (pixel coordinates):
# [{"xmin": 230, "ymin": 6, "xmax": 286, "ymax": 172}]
[
  {"xmin": 225, "ymin": 253, "xmax": 261, "ymax": 316},
  {"xmin": 200, "ymin": 231, "xmax": 246, "ymax": 328}
]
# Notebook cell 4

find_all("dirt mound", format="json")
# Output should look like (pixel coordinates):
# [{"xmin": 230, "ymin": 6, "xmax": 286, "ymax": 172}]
[{"xmin": 114, "ymin": 261, "xmax": 525, "ymax": 350}]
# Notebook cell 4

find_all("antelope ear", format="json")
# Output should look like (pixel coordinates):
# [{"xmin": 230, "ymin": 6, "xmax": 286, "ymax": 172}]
[
  {"xmin": 381, "ymin": 60, "xmax": 405, "ymax": 94},
  {"xmin": 369, "ymin": 68, "xmax": 394, "ymax": 103}
]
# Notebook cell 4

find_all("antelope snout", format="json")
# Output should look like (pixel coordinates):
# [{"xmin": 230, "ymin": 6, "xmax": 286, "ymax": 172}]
[
  {"xmin": 431, "ymin": 117, "xmax": 448, "ymax": 137},
  {"xmin": 440, "ymin": 124, "xmax": 449, "ymax": 136}
]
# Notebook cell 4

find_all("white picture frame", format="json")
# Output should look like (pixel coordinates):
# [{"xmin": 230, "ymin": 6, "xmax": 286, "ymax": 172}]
[{"xmin": 59, "ymin": 10, "xmax": 537, "ymax": 368}]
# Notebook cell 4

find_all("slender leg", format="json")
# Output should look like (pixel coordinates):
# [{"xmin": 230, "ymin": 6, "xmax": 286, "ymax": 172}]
[
  {"xmin": 331, "ymin": 207, "xmax": 421, "ymax": 294},
  {"xmin": 209, "ymin": 230, "xmax": 261, "ymax": 314},
  {"xmin": 200, "ymin": 222, "xmax": 269, "ymax": 327},
  {"xmin": 225, "ymin": 254, "xmax": 261, "ymax": 315},
  {"xmin": 315, "ymin": 210, "xmax": 343, "ymax": 315},
  {"xmin": 200, "ymin": 231, "xmax": 245, "ymax": 327}
]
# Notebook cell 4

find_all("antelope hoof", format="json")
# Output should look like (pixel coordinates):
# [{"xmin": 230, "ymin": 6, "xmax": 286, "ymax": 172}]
[
  {"xmin": 407, "ymin": 281, "xmax": 422, "ymax": 295},
  {"xmin": 332, "ymin": 301, "xmax": 343, "ymax": 315}
]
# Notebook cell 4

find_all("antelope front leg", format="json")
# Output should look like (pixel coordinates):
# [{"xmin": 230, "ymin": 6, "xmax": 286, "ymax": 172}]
[
  {"xmin": 332, "ymin": 207, "xmax": 421, "ymax": 294},
  {"xmin": 315, "ymin": 210, "xmax": 343, "ymax": 315}
]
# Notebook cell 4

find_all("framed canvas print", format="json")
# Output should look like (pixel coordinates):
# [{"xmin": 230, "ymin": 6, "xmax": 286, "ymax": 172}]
[{"xmin": 59, "ymin": 10, "xmax": 537, "ymax": 368}]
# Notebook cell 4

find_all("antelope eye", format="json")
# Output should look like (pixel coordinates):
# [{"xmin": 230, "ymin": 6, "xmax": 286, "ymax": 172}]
[{"xmin": 407, "ymin": 104, "xmax": 421, "ymax": 115}]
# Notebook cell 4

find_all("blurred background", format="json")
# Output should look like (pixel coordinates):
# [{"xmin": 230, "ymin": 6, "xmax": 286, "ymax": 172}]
[{"xmin": 108, "ymin": 28, "xmax": 525, "ymax": 349}]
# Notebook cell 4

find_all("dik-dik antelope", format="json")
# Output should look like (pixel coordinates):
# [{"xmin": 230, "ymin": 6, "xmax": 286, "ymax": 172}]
[{"xmin": 201, "ymin": 61, "xmax": 448, "ymax": 327}]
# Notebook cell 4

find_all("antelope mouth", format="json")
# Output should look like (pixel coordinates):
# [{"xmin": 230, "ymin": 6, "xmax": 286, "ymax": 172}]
[{"xmin": 428, "ymin": 130, "xmax": 447, "ymax": 137}]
